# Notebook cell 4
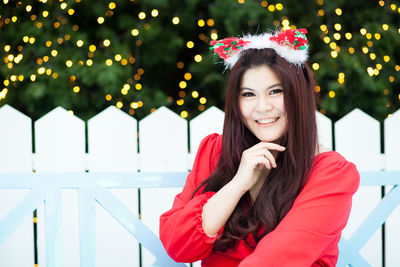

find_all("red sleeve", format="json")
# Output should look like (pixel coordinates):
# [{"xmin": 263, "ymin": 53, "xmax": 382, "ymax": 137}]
[
  {"xmin": 159, "ymin": 133, "xmax": 222, "ymax": 263},
  {"xmin": 239, "ymin": 152, "xmax": 360, "ymax": 267}
]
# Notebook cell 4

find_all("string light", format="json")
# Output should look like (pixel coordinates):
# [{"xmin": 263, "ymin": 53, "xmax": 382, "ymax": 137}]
[
  {"xmin": 151, "ymin": 9, "xmax": 159, "ymax": 17},
  {"xmin": 172, "ymin": 17, "xmax": 180, "ymax": 24}
]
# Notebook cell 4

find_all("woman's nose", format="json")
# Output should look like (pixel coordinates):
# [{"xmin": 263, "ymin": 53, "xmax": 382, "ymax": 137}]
[{"xmin": 256, "ymin": 97, "xmax": 274, "ymax": 113}]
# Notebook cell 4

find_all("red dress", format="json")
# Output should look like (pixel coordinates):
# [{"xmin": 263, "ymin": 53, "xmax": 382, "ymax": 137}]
[{"xmin": 159, "ymin": 133, "xmax": 360, "ymax": 266}]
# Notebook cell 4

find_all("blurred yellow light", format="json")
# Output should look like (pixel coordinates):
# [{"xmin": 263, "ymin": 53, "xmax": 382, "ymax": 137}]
[
  {"xmin": 376, "ymin": 64, "xmax": 383, "ymax": 70},
  {"xmin": 362, "ymin": 47, "xmax": 369, "ymax": 54},
  {"xmin": 374, "ymin": 33, "xmax": 381, "ymax": 40},
  {"xmin": 135, "ymin": 83, "xmax": 142, "ymax": 90},
  {"xmin": 320, "ymin": 24, "xmax": 327, "ymax": 32},
  {"xmin": 186, "ymin": 41, "xmax": 194, "ymax": 49},
  {"xmin": 194, "ymin": 55, "xmax": 202, "ymax": 62},
  {"xmin": 345, "ymin": 33, "xmax": 352, "ymax": 40},
  {"xmin": 323, "ymin": 36, "xmax": 330, "ymax": 43},
  {"xmin": 334, "ymin": 23, "xmax": 341, "ymax": 31},
  {"xmin": 131, "ymin": 102, "xmax": 139, "ymax": 109},
  {"xmin": 268, "ymin": 4, "xmax": 275, "ymax": 11},
  {"xmin": 367, "ymin": 67, "xmax": 374, "ymax": 76},
  {"xmin": 26, "ymin": 5, "xmax": 32, "ymax": 12},
  {"xmin": 318, "ymin": 9, "xmax": 324, "ymax": 16},
  {"xmin": 366, "ymin": 33, "xmax": 372, "ymax": 39},
  {"xmin": 360, "ymin": 28, "xmax": 367, "ymax": 35},
  {"xmin": 338, "ymin": 72, "xmax": 345, "ymax": 79},
  {"xmin": 370, "ymin": 53, "xmax": 376, "ymax": 60},
  {"xmin": 335, "ymin": 8, "xmax": 342, "ymax": 16},
  {"xmin": 238, "ymin": 0, "xmax": 245, "ymax": 4},
  {"xmin": 331, "ymin": 51, "xmax": 338, "ymax": 58},
  {"xmin": 131, "ymin": 29, "xmax": 139, "ymax": 36},
  {"xmin": 23, "ymin": 36, "xmax": 29, "ymax": 43},
  {"xmin": 109, "ymin": 2, "xmax": 116, "ymax": 9},
  {"xmin": 138, "ymin": 12, "xmax": 146, "ymax": 20},
  {"xmin": 30, "ymin": 74, "xmax": 36, "ymax": 81},
  {"xmin": 211, "ymin": 33, "xmax": 218, "ymax": 40},
  {"xmin": 199, "ymin": 97, "xmax": 207, "ymax": 104},
  {"xmin": 330, "ymin": 42, "xmax": 337, "ymax": 49},
  {"xmin": 137, "ymin": 101, "xmax": 143, "ymax": 107},
  {"xmin": 374, "ymin": 69, "xmax": 380, "ymax": 76},
  {"xmin": 180, "ymin": 111, "xmax": 188, "ymax": 119},
  {"xmin": 276, "ymin": 3, "xmax": 283, "ymax": 10},
  {"xmin": 121, "ymin": 88, "xmax": 128, "ymax": 95},
  {"xmin": 10, "ymin": 75, "xmax": 17, "ymax": 82},
  {"xmin": 184, "ymin": 73, "xmax": 192, "ymax": 80},
  {"xmin": 7, "ymin": 54, "xmax": 14, "ymax": 61},
  {"xmin": 198, "ymin": 19, "xmax": 205, "ymax": 27},
  {"xmin": 60, "ymin": 3, "xmax": 67, "ymax": 9},
  {"xmin": 179, "ymin": 81, "xmax": 187, "ymax": 89},
  {"xmin": 4, "ymin": 45, "xmax": 10, "ymax": 52},
  {"xmin": 4, "ymin": 80, "xmax": 9, "ymax": 86},
  {"xmin": 86, "ymin": 59, "xmax": 93, "ymax": 66},
  {"xmin": 105, "ymin": 94, "xmax": 112, "ymax": 101},
  {"xmin": 172, "ymin": 17, "xmax": 180, "ymax": 24},
  {"xmin": 382, "ymin": 24, "xmax": 389, "ymax": 31},
  {"xmin": 333, "ymin": 33, "xmax": 341, "ymax": 40},
  {"xmin": 103, "ymin": 39, "xmax": 111, "ymax": 47},
  {"xmin": 42, "ymin": 11, "xmax": 49, "ymax": 17},
  {"xmin": 116, "ymin": 101, "xmax": 123, "ymax": 109},
  {"xmin": 396, "ymin": 65, "xmax": 400, "ymax": 71},
  {"xmin": 113, "ymin": 54, "xmax": 121, "ymax": 61},
  {"xmin": 312, "ymin": 63, "xmax": 319, "ymax": 70},
  {"xmin": 97, "ymin": 17, "xmax": 105, "ymax": 24},
  {"xmin": 389, "ymin": 75, "xmax": 395, "ymax": 82},
  {"xmin": 68, "ymin": 9, "xmax": 75, "ymax": 15},
  {"xmin": 151, "ymin": 9, "xmax": 159, "ymax": 17},
  {"xmin": 29, "ymin": 37, "xmax": 35, "ymax": 44},
  {"xmin": 76, "ymin": 40, "xmax": 84, "ymax": 47},
  {"xmin": 329, "ymin": 91, "xmax": 335, "ymax": 98},
  {"xmin": 177, "ymin": 99, "xmax": 184, "ymax": 105},
  {"xmin": 38, "ymin": 67, "xmax": 46, "ymax": 74},
  {"xmin": 66, "ymin": 60, "xmax": 73, "ymax": 67},
  {"xmin": 338, "ymin": 78, "xmax": 344, "ymax": 84},
  {"xmin": 73, "ymin": 86, "xmax": 80, "ymax": 93},
  {"xmin": 192, "ymin": 91, "xmax": 199, "ymax": 98},
  {"xmin": 207, "ymin": 19, "xmax": 214, "ymax": 26},
  {"xmin": 379, "ymin": 0, "xmax": 384, "ymax": 7},
  {"xmin": 105, "ymin": 59, "xmax": 113, "ymax": 66},
  {"xmin": 384, "ymin": 55, "xmax": 390, "ymax": 62},
  {"xmin": 89, "ymin": 45, "xmax": 96, "ymax": 52},
  {"xmin": 390, "ymin": 4, "xmax": 396, "ymax": 10}
]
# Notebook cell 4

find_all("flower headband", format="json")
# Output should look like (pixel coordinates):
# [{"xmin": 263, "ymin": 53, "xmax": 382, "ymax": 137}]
[{"xmin": 210, "ymin": 28, "xmax": 308, "ymax": 69}]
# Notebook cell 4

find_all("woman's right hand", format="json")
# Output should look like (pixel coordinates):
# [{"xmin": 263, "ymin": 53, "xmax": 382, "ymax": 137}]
[{"xmin": 232, "ymin": 142, "xmax": 286, "ymax": 192}]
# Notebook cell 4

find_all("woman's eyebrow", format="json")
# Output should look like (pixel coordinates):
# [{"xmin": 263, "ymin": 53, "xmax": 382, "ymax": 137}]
[{"xmin": 240, "ymin": 83, "xmax": 283, "ymax": 91}]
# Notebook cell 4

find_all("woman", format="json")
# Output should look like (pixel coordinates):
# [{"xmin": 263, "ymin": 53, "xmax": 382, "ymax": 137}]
[{"xmin": 159, "ymin": 28, "xmax": 360, "ymax": 266}]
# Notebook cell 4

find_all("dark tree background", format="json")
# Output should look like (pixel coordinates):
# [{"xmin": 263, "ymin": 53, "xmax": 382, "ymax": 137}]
[{"xmin": 1, "ymin": 0, "xmax": 399, "ymax": 122}]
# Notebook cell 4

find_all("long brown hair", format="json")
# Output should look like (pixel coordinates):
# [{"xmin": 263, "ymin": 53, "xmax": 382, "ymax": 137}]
[{"xmin": 195, "ymin": 48, "xmax": 318, "ymax": 251}]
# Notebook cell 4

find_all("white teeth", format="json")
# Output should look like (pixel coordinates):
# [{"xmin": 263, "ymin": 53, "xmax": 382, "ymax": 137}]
[{"xmin": 257, "ymin": 117, "xmax": 278, "ymax": 124}]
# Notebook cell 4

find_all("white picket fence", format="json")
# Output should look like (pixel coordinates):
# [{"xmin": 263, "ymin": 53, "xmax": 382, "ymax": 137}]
[{"xmin": 0, "ymin": 104, "xmax": 399, "ymax": 267}]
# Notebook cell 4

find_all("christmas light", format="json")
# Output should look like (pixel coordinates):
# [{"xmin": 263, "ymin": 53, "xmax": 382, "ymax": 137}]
[
  {"xmin": 345, "ymin": 33, "xmax": 352, "ymax": 40},
  {"xmin": 194, "ymin": 55, "xmax": 202, "ymax": 62},
  {"xmin": 334, "ymin": 23, "xmax": 341, "ymax": 31},
  {"xmin": 77, "ymin": 40, "xmax": 84, "ymax": 47},
  {"xmin": 172, "ymin": 17, "xmax": 180, "ymax": 24},
  {"xmin": 186, "ymin": 41, "xmax": 194, "ymax": 48},
  {"xmin": 199, "ymin": 97, "xmax": 207, "ymax": 104},
  {"xmin": 374, "ymin": 33, "xmax": 381, "ymax": 40},
  {"xmin": 105, "ymin": 59, "xmax": 113, "ymax": 66},
  {"xmin": 66, "ymin": 60, "xmax": 73, "ymax": 67},
  {"xmin": 105, "ymin": 94, "xmax": 112, "ymax": 101},
  {"xmin": 73, "ymin": 86, "xmax": 80, "ymax": 93},
  {"xmin": 177, "ymin": 99, "xmax": 184, "ymax": 105},
  {"xmin": 268, "ymin": 5, "xmax": 275, "ymax": 12},
  {"xmin": 131, "ymin": 102, "xmax": 138, "ymax": 109},
  {"xmin": 131, "ymin": 29, "xmax": 139, "ymax": 36},
  {"xmin": 198, "ymin": 19, "xmax": 205, "ymax": 27},
  {"xmin": 320, "ymin": 24, "xmax": 327, "ymax": 32},
  {"xmin": 323, "ymin": 36, "xmax": 330, "ymax": 43},
  {"xmin": 360, "ymin": 28, "xmax": 367, "ymax": 35},
  {"xmin": 382, "ymin": 24, "xmax": 389, "ymax": 31},
  {"xmin": 86, "ymin": 59, "xmax": 93, "ymax": 66},
  {"xmin": 179, "ymin": 81, "xmax": 187, "ymax": 89},
  {"xmin": 135, "ymin": 83, "xmax": 142, "ymax": 90},
  {"xmin": 370, "ymin": 53, "xmax": 376, "ymax": 60},
  {"xmin": 329, "ymin": 91, "xmax": 335, "ymax": 98},
  {"xmin": 98, "ymin": 17, "xmax": 105, "ymax": 24},
  {"xmin": 184, "ymin": 73, "xmax": 192, "ymax": 80},
  {"xmin": 138, "ymin": 12, "xmax": 146, "ymax": 20},
  {"xmin": 180, "ymin": 111, "xmax": 188, "ymax": 118},
  {"xmin": 207, "ymin": 19, "xmax": 214, "ymax": 26},
  {"xmin": 151, "ymin": 9, "xmax": 159, "ymax": 17},
  {"xmin": 116, "ymin": 101, "xmax": 123, "ymax": 108},
  {"xmin": 276, "ymin": 3, "xmax": 283, "ymax": 10},
  {"xmin": 312, "ymin": 63, "xmax": 320, "ymax": 70},
  {"xmin": 192, "ymin": 91, "xmax": 199, "ymax": 98},
  {"xmin": 335, "ymin": 8, "xmax": 342, "ymax": 16},
  {"xmin": 103, "ymin": 39, "xmax": 111, "ymax": 46},
  {"xmin": 109, "ymin": 2, "xmax": 116, "ymax": 9},
  {"xmin": 367, "ymin": 67, "xmax": 374, "ymax": 76},
  {"xmin": 384, "ymin": 55, "xmax": 390, "ymax": 62}
]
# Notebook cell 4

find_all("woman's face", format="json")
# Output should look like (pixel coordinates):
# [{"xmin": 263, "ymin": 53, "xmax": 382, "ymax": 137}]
[{"xmin": 239, "ymin": 65, "xmax": 288, "ymax": 143}]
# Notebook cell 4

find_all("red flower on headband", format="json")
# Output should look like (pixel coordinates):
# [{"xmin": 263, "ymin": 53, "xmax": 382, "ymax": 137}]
[
  {"xmin": 210, "ymin": 37, "xmax": 250, "ymax": 60},
  {"xmin": 269, "ymin": 28, "xmax": 308, "ymax": 50}
]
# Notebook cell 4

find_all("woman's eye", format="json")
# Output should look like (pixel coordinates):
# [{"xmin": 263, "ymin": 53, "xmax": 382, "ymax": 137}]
[
  {"xmin": 241, "ymin": 92, "xmax": 255, "ymax": 97},
  {"xmin": 270, "ymin": 89, "xmax": 283, "ymax": 95}
]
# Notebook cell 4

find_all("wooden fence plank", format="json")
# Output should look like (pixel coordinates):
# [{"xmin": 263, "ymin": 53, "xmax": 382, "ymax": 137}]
[
  {"xmin": 335, "ymin": 108, "xmax": 382, "ymax": 267},
  {"xmin": 0, "ymin": 104, "xmax": 34, "ymax": 267}
]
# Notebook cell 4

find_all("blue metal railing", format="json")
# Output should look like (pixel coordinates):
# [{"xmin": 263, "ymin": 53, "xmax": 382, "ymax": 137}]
[{"xmin": 0, "ymin": 171, "xmax": 399, "ymax": 266}]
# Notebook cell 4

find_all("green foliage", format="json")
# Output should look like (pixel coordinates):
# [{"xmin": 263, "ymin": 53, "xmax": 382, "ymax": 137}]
[{"xmin": 0, "ymin": 0, "xmax": 399, "ymax": 122}]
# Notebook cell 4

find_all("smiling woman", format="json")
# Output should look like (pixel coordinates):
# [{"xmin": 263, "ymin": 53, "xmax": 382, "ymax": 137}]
[{"xmin": 160, "ymin": 29, "xmax": 360, "ymax": 267}]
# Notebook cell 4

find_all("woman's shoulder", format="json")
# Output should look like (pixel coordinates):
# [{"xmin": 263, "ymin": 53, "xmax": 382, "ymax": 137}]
[{"xmin": 309, "ymin": 150, "xmax": 360, "ymax": 193}]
